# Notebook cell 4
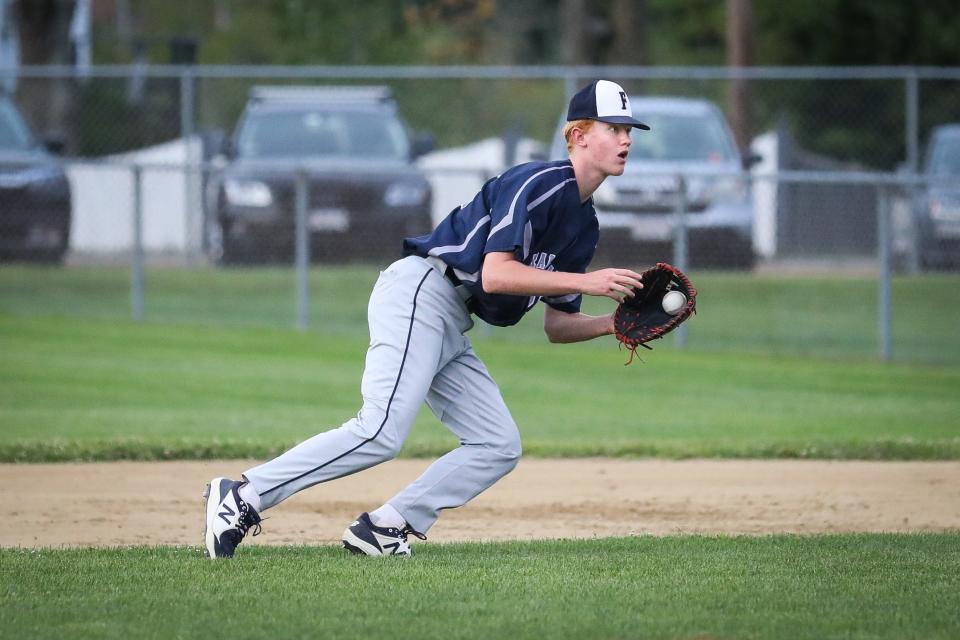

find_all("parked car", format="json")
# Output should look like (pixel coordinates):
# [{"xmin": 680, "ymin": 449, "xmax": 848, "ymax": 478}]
[
  {"xmin": 552, "ymin": 96, "xmax": 757, "ymax": 269},
  {"xmin": 913, "ymin": 124, "xmax": 960, "ymax": 269},
  {"xmin": 0, "ymin": 94, "xmax": 72, "ymax": 263},
  {"xmin": 207, "ymin": 85, "xmax": 433, "ymax": 264}
]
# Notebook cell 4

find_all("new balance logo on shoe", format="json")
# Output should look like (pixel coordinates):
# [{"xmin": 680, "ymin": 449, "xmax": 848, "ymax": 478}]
[
  {"xmin": 341, "ymin": 512, "xmax": 426, "ymax": 557},
  {"xmin": 383, "ymin": 542, "xmax": 401, "ymax": 555},
  {"xmin": 218, "ymin": 503, "xmax": 236, "ymax": 524}
]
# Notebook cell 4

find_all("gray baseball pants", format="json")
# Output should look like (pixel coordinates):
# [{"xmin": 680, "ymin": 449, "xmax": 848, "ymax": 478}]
[{"xmin": 243, "ymin": 255, "xmax": 522, "ymax": 533}]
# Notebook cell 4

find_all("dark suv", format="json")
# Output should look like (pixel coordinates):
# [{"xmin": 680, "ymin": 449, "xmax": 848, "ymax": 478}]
[
  {"xmin": 0, "ymin": 95, "xmax": 72, "ymax": 263},
  {"xmin": 207, "ymin": 86, "xmax": 433, "ymax": 263}
]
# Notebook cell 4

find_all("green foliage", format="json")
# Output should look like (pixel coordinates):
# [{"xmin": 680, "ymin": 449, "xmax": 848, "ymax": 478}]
[
  {"xmin": 648, "ymin": 0, "xmax": 726, "ymax": 64},
  {"xmin": 2, "ymin": 535, "xmax": 959, "ymax": 639},
  {"xmin": 74, "ymin": 1, "xmax": 960, "ymax": 161},
  {"xmin": 199, "ymin": 2, "xmax": 421, "ymax": 65},
  {"xmin": 113, "ymin": 0, "xmax": 493, "ymax": 67},
  {"xmin": 754, "ymin": 0, "xmax": 960, "ymax": 66},
  {"xmin": 390, "ymin": 78, "xmax": 564, "ymax": 148},
  {"xmin": 750, "ymin": 0, "xmax": 960, "ymax": 168},
  {"xmin": 73, "ymin": 79, "xmax": 183, "ymax": 156}
]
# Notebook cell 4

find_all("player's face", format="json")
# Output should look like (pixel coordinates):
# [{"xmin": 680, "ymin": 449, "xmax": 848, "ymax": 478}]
[{"xmin": 585, "ymin": 123, "xmax": 632, "ymax": 176}]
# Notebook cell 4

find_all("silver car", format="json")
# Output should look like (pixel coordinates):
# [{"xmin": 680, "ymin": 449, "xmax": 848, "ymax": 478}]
[
  {"xmin": 913, "ymin": 124, "xmax": 960, "ymax": 269},
  {"xmin": 553, "ymin": 96, "xmax": 756, "ymax": 268}
]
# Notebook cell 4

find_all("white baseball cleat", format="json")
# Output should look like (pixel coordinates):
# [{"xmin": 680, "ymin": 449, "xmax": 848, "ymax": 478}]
[
  {"xmin": 203, "ymin": 477, "xmax": 262, "ymax": 559},
  {"xmin": 341, "ymin": 512, "xmax": 426, "ymax": 557}
]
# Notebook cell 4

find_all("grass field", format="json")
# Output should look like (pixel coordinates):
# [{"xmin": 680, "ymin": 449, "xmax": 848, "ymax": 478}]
[
  {"xmin": 2, "ymin": 264, "xmax": 959, "ymax": 639},
  {"xmin": 2, "ymin": 264, "xmax": 959, "ymax": 362},
  {"xmin": 1, "ymin": 264, "xmax": 959, "ymax": 461},
  {"xmin": 2, "ymin": 535, "xmax": 958, "ymax": 639},
  {"xmin": 1, "ymin": 312, "xmax": 959, "ymax": 461}
]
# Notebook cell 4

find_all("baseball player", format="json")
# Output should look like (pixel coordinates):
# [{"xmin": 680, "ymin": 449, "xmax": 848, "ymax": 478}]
[{"xmin": 204, "ymin": 79, "xmax": 650, "ymax": 558}]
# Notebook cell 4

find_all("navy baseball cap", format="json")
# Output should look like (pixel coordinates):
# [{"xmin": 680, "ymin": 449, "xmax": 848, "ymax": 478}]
[{"xmin": 566, "ymin": 80, "xmax": 650, "ymax": 130}]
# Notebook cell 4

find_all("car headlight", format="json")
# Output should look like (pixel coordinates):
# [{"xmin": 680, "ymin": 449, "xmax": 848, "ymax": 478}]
[
  {"xmin": 930, "ymin": 196, "xmax": 960, "ymax": 222},
  {"xmin": 384, "ymin": 182, "xmax": 428, "ymax": 207},
  {"xmin": 224, "ymin": 179, "xmax": 273, "ymax": 207}
]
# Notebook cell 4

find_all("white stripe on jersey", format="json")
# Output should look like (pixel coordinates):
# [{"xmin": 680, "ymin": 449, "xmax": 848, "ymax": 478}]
[
  {"xmin": 526, "ymin": 177, "xmax": 577, "ymax": 212},
  {"xmin": 428, "ymin": 215, "xmax": 491, "ymax": 257},
  {"xmin": 487, "ymin": 165, "xmax": 572, "ymax": 242},
  {"xmin": 522, "ymin": 177, "xmax": 577, "ymax": 262}
]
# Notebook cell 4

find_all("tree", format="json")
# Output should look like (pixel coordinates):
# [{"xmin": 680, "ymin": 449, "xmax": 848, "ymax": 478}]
[
  {"xmin": 725, "ymin": 0, "xmax": 753, "ymax": 153},
  {"xmin": 752, "ymin": 0, "xmax": 960, "ymax": 167},
  {"xmin": 16, "ymin": 0, "xmax": 74, "ymax": 141}
]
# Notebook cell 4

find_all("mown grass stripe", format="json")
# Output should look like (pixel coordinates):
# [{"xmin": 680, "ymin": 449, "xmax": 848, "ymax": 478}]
[{"xmin": 2, "ymin": 534, "xmax": 958, "ymax": 640}]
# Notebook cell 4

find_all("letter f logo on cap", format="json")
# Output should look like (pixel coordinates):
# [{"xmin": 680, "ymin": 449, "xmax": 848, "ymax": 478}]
[
  {"xmin": 596, "ymin": 80, "xmax": 632, "ymax": 117},
  {"xmin": 566, "ymin": 79, "xmax": 650, "ymax": 130}
]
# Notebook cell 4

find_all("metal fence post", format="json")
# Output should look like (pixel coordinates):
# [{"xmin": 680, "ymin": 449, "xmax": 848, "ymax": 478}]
[
  {"xmin": 179, "ymin": 68, "xmax": 199, "ymax": 263},
  {"xmin": 564, "ymin": 73, "xmax": 578, "ymax": 100},
  {"xmin": 877, "ymin": 184, "xmax": 892, "ymax": 362},
  {"xmin": 294, "ymin": 167, "xmax": 310, "ymax": 331},
  {"xmin": 904, "ymin": 71, "xmax": 922, "ymax": 274},
  {"xmin": 673, "ymin": 174, "xmax": 689, "ymax": 348},
  {"xmin": 131, "ymin": 163, "xmax": 145, "ymax": 322},
  {"xmin": 905, "ymin": 70, "xmax": 919, "ymax": 174}
]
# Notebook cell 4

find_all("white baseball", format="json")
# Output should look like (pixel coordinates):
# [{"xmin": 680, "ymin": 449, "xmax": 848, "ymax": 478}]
[{"xmin": 662, "ymin": 290, "xmax": 686, "ymax": 315}]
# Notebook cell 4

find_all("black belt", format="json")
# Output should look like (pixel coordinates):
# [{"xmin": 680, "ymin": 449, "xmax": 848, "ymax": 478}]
[
  {"xmin": 424, "ymin": 255, "xmax": 472, "ymax": 303},
  {"xmin": 443, "ymin": 265, "xmax": 463, "ymax": 287}
]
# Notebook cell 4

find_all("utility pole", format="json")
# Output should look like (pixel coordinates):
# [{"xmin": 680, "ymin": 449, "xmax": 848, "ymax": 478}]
[
  {"xmin": 726, "ymin": 0, "xmax": 754, "ymax": 154},
  {"xmin": 560, "ymin": 0, "xmax": 586, "ymax": 66},
  {"xmin": 610, "ymin": 0, "xmax": 647, "ymax": 66},
  {"xmin": 16, "ymin": 0, "xmax": 76, "ymax": 146}
]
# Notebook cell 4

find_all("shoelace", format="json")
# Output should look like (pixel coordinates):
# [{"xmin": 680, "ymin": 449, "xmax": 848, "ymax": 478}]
[
  {"xmin": 401, "ymin": 525, "xmax": 427, "ymax": 541},
  {"xmin": 236, "ymin": 501, "xmax": 263, "ymax": 538}
]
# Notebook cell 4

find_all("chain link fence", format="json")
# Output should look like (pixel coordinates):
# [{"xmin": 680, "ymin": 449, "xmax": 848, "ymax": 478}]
[{"xmin": 1, "ymin": 66, "xmax": 958, "ymax": 363}]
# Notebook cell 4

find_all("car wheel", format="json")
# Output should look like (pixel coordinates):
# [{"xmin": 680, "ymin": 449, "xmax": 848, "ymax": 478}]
[
  {"xmin": 919, "ymin": 240, "xmax": 959, "ymax": 271},
  {"xmin": 220, "ymin": 238, "xmax": 251, "ymax": 265},
  {"xmin": 218, "ymin": 222, "xmax": 253, "ymax": 265},
  {"xmin": 711, "ymin": 244, "xmax": 756, "ymax": 270},
  {"xmin": 690, "ymin": 233, "xmax": 755, "ymax": 270},
  {"xmin": 46, "ymin": 249, "xmax": 67, "ymax": 265}
]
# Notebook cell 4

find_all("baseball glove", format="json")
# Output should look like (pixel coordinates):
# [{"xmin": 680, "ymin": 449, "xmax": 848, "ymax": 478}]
[{"xmin": 614, "ymin": 262, "xmax": 697, "ymax": 364}]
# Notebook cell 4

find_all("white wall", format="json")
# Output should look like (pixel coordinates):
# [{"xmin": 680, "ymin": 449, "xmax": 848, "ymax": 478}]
[
  {"xmin": 68, "ymin": 135, "xmax": 543, "ymax": 253},
  {"xmin": 67, "ymin": 136, "xmax": 203, "ymax": 253},
  {"xmin": 750, "ymin": 131, "xmax": 779, "ymax": 258},
  {"xmin": 417, "ymin": 137, "xmax": 546, "ymax": 225}
]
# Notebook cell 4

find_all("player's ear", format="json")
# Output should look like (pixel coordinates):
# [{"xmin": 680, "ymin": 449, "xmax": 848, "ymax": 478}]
[{"xmin": 570, "ymin": 126, "xmax": 588, "ymax": 148}]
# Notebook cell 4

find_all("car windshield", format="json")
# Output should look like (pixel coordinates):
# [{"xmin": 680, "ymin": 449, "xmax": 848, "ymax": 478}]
[
  {"xmin": 629, "ymin": 111, "xmax": 736, "ymax": 162},
  {"xmin": 237, "ymin": 109, "xmax": 410, "ymax": 160},
  {"xmin": 0, "ymin": 100, "xmax": 36, "ymax": 151},
  {"xmin": 928, "ymin": 135, "xmax": 960, "ymax": 175}
]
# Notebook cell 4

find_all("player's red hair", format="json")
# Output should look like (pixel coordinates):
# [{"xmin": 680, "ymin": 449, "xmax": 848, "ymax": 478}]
[{"xmin": 563, "ymin": 119, "xmax": 595, "ymax": 152}]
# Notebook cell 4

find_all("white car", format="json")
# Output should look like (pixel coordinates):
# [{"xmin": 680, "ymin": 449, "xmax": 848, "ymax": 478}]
[{"xmin": 552, "ymin": 96, "xmax": 757, "ymax": 269}]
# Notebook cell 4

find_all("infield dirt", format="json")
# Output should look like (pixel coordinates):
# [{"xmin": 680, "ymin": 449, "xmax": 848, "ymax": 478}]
[{"xmin": 2, "ymin": 459, "xmax": 958, "ymax": 548}]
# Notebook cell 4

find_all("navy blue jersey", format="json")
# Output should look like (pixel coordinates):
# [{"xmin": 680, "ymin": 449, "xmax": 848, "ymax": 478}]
[{"xmin": 404, "ymin": 159, "xmax": 599, "ymax": 327}]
